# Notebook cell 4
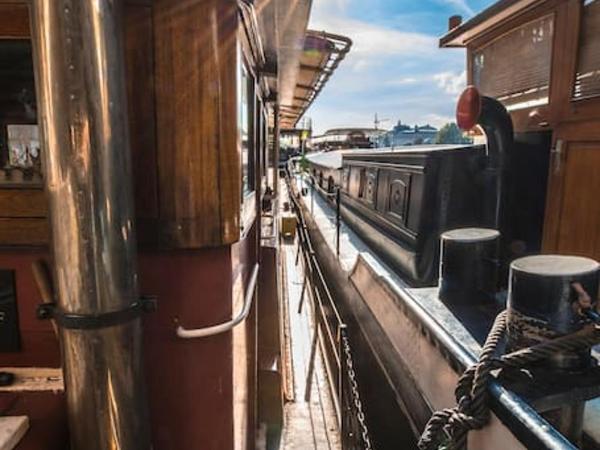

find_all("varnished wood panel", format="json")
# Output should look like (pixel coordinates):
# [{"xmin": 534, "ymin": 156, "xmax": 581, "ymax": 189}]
[
  {"xmin": 0, "ymin": 189, "xmax": 46, "ymax": 217},
  {"xmin": 0, "ymin": 4, "xmax": 29, "ymax": 38},
  {"xmin": 124, "ymin": 5, "xmax": 159, "ymax": 220},
  {"xmin": 153, "ymin": 0, "xmax": 240, "ymax": 248},
  {"xmin": 0, "ymin": 218, "xmax": 48, "ymax": 246},
  {"xmin": 543, "ymin": 138, "xmax": 600, "ymax": 260}
]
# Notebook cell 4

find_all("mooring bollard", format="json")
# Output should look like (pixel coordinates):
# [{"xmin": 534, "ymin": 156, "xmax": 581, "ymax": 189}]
[
  {"xmin": 507, "ymin": 254, "xmax": 599, "ymax": 368},
  {"xmin": 506, "ymin": 254, "xmax": 600, "ymax": 446},
  {"xmin": 439, "ymin": 228, "xmax": 500, "ymax": 305}
]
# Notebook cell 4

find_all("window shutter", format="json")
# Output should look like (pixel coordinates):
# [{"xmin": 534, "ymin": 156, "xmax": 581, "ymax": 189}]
[
  {"xmin": 472, "ymin": 16, "xmax": 554, "ymax": 110},
  {"xmin": 573, "ymin": 0, "xmax": 600, "ymax": 100}
]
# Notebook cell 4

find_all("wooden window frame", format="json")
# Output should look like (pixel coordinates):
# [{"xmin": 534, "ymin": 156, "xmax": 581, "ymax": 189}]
[{"xmin": 238, "ymin": 44, "xmax": 257, "ymax": 237}]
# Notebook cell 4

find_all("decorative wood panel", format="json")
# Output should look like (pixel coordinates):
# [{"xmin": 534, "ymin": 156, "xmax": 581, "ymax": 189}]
[
  {"xmin": 0, "ymin": 218, "xmax": 48, "ymax": 246},
  {"xmin": 153, "ymin": 0, "xmax": 240, "ymax": 248},
  {"xmin": 0, "ymin": 189, "xmax": 46, "ymax": 217},
  {"xmin": 0, "ymin": 4, "xmax": 29, "ymax": 38}
]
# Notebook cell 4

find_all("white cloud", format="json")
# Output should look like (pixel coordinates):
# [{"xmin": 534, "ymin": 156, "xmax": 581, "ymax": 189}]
[
  {"xmin": 304, "ymin": 1, "xmax": 470, "ymax": 134},
  {"xmin": 438, "ymin": 0, "xmax": 475, "ymax": 16},
  {"xmin": 309, "ymin": 16, "xmax": 437, "ymax": 57},
  {"xmin": 433, "ymin": 70, "xmax": 466, "ymax": 95},
  {"xmin": 386, "ymin": 77, "xmax": 418, "ymax": 86},
  {"xmin": 311, "ymin": 0, "xmax": 350, "ymax": 14}
]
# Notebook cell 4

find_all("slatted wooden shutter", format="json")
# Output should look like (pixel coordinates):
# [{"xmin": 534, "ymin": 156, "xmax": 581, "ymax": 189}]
[
  {"xmin": 472, "ymin": 16, "xmax": 554, "ymax": 109},
  {"xmin": 573, "ymin": 0, "xmax": 600, "ymax": 100}
]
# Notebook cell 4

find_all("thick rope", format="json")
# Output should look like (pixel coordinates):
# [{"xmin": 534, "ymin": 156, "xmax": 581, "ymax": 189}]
[{"xmin": 418, "ymin": 311, "xmax": 600, "ymax": 450}]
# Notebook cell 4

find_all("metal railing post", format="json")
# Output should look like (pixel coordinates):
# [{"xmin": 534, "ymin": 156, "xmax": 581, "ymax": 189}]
[
  {"xmin": 311, "ymin": 177, "xmax": 315, "ymax": 214},
  {"xmin": 336, "ymin": 187, "xmax": 341, "ymax": 258},
  {"xmin": 338, "ymin": 323, "xmax": 348, "ymax": 447}
]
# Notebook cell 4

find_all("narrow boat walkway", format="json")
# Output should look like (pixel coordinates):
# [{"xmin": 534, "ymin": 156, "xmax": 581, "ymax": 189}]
[{"xmin": 278, "ymin": 183, "xmax": 341, "ymax": 450}]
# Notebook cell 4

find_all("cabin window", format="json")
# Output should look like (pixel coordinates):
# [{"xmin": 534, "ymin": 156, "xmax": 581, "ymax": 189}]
[
  {"xmin": 0, "ymin": 40, "xmax": 41, "ymax": 186},
  {"xmin": 472, "ymin": 16, "xmax": 553, "ymax": 111},
  {"xmin": 237, "ymin": 46, "xmax": 257, "ymax": 233},
  {"xmin": 573, "ymin": 0, "xmax": 600, "ymax": 100}
]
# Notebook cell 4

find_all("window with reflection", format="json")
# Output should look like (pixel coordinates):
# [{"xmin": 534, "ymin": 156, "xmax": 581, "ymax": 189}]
[
  {"xmin": 472, "ymin": 16, "xmax": 553, "ymax": 111},
  {"xmin": 238, "ymin": 53, "xmax": 255, "ymax": 201},
  {"xmin": 0, "ymin": 40, "xmax": 41, "ymax": 185},
  {"xmin": 573, "ymin": 0, "xmax": 600, "ymax": 100}
]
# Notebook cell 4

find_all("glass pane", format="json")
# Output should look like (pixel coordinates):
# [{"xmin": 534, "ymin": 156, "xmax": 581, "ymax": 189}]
[
  {"xmin": 472, "ymin": 16, "xmax": 553, "ymax": 110},
  {"xmin": 573, "ymin": 0, "xmax": 600, "ymax": 100},
  {"xmin": 240, "ymin": 66, "xmax": 249, "ymax": 197},
  {"xmin": 0, "ymin": 40, "xmax": 42, "ymax": 185}
]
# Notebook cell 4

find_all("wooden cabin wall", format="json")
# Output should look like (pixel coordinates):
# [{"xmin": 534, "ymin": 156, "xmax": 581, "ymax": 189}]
[
  {"xmin": 138, "ymin": 247, "xmax": 235, "ymax": 450},
  {"xmin": 0, "ymin": 0, "xmax": 243, "ymax": 250},
  {"xmin": 134, "ymin": 0, "xmax": 259, "ymax": 449},
  {"xmin": 124, "ymin": 4, "xmax": 159, "ymax": 226},
  {"xmin": 465, "ymin": 0, "xmax": 600, "ymax": 262},
  {"xmin": 0, "ymin": 3, "xmax": 28, "ymax": 38},
  {"xmin": 152, "ymin": 0, "xmax": 241, "ymax": 248}
]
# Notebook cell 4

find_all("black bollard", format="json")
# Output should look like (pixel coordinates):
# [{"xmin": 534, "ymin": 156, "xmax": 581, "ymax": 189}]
[
  {"xmin": 439, "ymin": 228, "xmax": 500, "ymax": 305},
  {"xmin": 507, "ymin": 255, "xmax": 599, "ymax": 445},
  {"xmin": 507, "ymin": 254, "xmax": 600, "ymax": 369}
]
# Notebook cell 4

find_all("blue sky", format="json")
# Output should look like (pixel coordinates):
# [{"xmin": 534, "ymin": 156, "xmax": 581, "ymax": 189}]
[{"xmin": 307, "ymin": 0, "xmax": 496, "ymax": 134}]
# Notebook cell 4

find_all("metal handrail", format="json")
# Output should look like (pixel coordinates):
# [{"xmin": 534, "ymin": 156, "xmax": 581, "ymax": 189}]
[{"xmin": 176, "ymin": 263, "xmax": 260, "ymax": 339}]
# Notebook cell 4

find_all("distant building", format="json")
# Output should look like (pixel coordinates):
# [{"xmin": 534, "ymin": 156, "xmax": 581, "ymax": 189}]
[
  {"xmin": 378, "ymin": 121, "xmax": 438, "ymax": 147},
  {"xmin": 311, "ymin": 128, "xmax": 386, "ymax": 151}
]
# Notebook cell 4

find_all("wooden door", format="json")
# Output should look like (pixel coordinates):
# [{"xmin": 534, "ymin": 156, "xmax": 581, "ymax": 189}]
[{"xmin": 543, "ymin": 123, "xmax": 600, "ymax": 260}]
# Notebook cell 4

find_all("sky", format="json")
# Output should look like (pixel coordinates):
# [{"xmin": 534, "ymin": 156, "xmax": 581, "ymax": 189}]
[{"xmin": 306, "ymin": 0, "xmax": 496, "ymax": 134}]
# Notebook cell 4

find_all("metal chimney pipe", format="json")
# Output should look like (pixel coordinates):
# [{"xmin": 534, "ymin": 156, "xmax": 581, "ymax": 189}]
[
  {"xmin": 477, "ymin": 95, "xmax": 513, "ymax": 232},
  {"xmin": 29, "ymin": 1, "xmax": 151, "ymax": 449}
]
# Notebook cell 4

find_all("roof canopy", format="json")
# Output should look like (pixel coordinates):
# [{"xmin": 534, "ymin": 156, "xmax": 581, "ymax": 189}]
[{"xmin": 279, "ymin": 31, "xmax": 352, "ymax": 128}]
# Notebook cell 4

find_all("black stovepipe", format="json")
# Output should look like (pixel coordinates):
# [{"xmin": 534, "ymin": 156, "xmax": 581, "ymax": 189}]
[{"xmin": 477, "ymin": 96, "xmax": 514, "ymax": 233}]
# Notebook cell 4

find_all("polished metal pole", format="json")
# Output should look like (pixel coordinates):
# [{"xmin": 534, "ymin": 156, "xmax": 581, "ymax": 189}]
[{"xmin": 29, "ymin": 1, "xmax": 151, "ymax": 449}]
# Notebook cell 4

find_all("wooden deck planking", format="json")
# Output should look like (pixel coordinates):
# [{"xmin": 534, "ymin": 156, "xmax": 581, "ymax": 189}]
[{"xmin": 279, "ymin": 181, "xmax": 340, "ymax": 450}]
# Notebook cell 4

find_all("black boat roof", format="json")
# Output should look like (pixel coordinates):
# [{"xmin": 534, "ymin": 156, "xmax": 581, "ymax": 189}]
[{"xmin": 306, "ymin": 144, "xmax": 482, "ymax": 169}]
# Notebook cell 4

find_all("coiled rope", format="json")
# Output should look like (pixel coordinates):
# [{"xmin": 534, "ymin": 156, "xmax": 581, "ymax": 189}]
[{"xmin": 418, "ymin": 310, "xmax": 600, "ymax": 450}]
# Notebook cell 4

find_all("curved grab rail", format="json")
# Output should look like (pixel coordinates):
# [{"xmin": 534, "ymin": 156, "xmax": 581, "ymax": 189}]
[{"xmin": 176, "ymin": 263, "xmax": 260, "ymax": 339}]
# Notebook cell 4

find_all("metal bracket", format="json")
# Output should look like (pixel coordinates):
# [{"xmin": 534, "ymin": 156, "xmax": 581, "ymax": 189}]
[
  {"xmin": 551, "ymin": 139, "xmax": 564, "ymax": 174},
  {"xmin": 36, "ymin": 295, "xmax": 157, "ymax": 330}
]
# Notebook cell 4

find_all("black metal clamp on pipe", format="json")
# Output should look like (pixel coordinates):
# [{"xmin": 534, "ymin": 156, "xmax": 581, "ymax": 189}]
[{"xmin": 37, "ymin": 296, "xmax": 157, "ymax": 330}]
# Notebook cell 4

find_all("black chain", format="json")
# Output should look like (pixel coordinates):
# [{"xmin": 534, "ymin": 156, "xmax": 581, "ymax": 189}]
[{"xmin": 342, "ymin": 333, "xmax": 373, "ymax": 450}]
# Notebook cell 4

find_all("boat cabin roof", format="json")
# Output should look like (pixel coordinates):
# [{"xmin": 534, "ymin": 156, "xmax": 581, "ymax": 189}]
[
  {"xmin": 439, "ymin": 0, "xmax": 542, "ymax": 47},
  {"xmin": 306, "ymin": 144, "xmax": 481, "ymax": 170}
]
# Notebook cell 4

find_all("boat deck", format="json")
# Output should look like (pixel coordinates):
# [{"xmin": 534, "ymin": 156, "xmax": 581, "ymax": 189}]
[
  {"xmin": 278, "ymin": 183, "xmax": 340, "ymax": 450},
  {"xmin": 293, "ymin": 173, "xmax": 600, "ymax": 449}
]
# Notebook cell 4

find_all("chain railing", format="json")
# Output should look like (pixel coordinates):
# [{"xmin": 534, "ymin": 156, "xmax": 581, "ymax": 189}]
[
  {"xmin": 340, "ymin": 327, "xmax": 373, "ymax": 450},
  {"xmin": 286, "ymin": 171, "xmax": 374, "ymax": 450}
]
